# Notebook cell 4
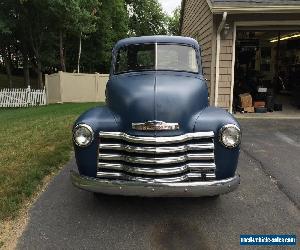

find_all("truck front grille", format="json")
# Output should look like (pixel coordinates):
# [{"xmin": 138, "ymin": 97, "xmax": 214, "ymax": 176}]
[{"xmin": 97, "ymin": 131, "xmax": 216, "ymax": 183}]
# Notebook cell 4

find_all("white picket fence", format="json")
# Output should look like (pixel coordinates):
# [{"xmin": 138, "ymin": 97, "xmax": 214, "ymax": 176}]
[{"xmin": 0, "ymin": 86, "xmax": 47, "ymax": 108}]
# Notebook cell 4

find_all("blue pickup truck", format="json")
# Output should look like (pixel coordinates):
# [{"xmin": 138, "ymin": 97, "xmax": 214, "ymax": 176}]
[{"xmin": 71, "ymin": 36, "xmax": 241, "ymax": 197}]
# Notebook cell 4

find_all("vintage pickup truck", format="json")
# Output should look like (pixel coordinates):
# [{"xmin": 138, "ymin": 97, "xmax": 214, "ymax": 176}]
[{"xmin": 71, "ymin": 36, "xmax": 241, "ymax": 197}]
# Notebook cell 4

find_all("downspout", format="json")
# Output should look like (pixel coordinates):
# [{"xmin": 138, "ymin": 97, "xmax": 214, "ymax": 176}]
[{"xmin": 214, "ymin": 12, "xmax": 227, "ymax": 107}]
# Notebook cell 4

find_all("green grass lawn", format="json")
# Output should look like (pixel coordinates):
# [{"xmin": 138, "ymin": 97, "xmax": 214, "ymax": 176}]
[{"xmin": 0, "ymin": 103, "xmax": 101, "ymax": 221}]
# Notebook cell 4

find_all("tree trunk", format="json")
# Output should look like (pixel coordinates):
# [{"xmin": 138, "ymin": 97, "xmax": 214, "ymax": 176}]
[
  {"xmin": 3, "ymin": 47, "xmax": 13, "ymax": 88},
  {"xmin": 23, "ymin": 58, "xmax": 30, "ymax": 87},
  {"xmin": 33, "ymin": 50, "xmax": 43, "ymax": 88},
  {"xmin": 5, "ymin": 59, "xmax": 13, "ymax": 88},
  {"xmin": 59, "ymin": 30, "xmax": 66, "ymax": 72},
  {"xmin": 77, "ymin": 32, "xmax": 82, "ymax": 73},
  {"xmin": 22, "ymin": 51, "xmax": 30, "ymax": 87},
  {"xmin": 37, "ymin": 60, "xmax": 43, "ymax": 88},
  {"xmin": 28, "ymin": 24, "xmax": 44, "ymax": 88}
]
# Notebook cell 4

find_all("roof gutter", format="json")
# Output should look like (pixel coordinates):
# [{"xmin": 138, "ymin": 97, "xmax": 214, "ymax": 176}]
[
  {"xmin": 211, "ymin": 6, "xmax": 300, "ymax": 14},
  {"xmin": 214, "ymin": 12, "xmax": 227, "ymax": 107},
  {"xmin": 179, "ymin": 0, "xmax": 187, "ymax": 34}
]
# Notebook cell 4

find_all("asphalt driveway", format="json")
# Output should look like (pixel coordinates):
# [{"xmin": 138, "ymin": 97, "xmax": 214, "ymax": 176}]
[
  {"xmin": 239, "ymin": 119, "xmax": 300, "ymax": 207},
  {"xmin": 17, "ymin": 119, "xmax": 300, "ymax": 250}
]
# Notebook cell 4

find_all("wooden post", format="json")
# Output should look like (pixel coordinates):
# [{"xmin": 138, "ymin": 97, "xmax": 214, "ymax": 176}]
[{"xmin": 27, "ymin": 85, "xmax": 31, "ymax": 106}]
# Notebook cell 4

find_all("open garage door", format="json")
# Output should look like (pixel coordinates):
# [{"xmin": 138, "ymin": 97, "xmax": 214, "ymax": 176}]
[{"xmin": 233, "ymin": 29, "xmax": 300, "ymax": 116}]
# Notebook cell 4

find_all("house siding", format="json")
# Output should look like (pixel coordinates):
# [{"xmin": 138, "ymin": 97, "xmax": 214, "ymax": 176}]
[
  {"xmin": 181, "ymin": 0, "xmax": 213, "ymax": 95},
  {"xmin": 217, "ymin": 21, "xmax": 234, "ymax": 109}
]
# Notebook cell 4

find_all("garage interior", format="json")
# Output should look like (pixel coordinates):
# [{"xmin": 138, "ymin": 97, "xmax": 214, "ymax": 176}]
[{"xmin": 233, "ymin": 28, "xmax": 300, "ymax": 116}]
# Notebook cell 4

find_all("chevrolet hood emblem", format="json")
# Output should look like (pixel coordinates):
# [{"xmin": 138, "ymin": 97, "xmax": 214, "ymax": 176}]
[{"xmin": 132, "ymin": 121, "xmax": 179, "ymax": 131}]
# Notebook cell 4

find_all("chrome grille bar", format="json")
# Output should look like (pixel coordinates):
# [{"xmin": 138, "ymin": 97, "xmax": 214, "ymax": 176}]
[
  {"xmin": 99, "ymin": 143, "xmax": 214, "ymax": 154},
  {"xmin": 98, "ymin": 131, "xmax": 216, "ymax": 182},
  {"xmin": 205, "ymin": 173, "xmax": 216, "ymax": 180},
  {"xmin": 99, "ymin": 153, "xmax": 215, "ymax": 164},
  {"xmin": 96, "ymin": 171, "xmax": 204, "ymax": 183},
  {"xmin": 99, "ymin": 131, "xmax": 214, "ymax": 144},
  {"xmin": 98, "ymin": 162, "xmax": 216, "ymax": 176}
]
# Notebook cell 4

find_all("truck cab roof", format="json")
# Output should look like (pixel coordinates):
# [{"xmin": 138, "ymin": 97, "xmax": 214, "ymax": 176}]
[{"xmin": 114, "ymin": 36, "xmax": 200, "ymax": 51}]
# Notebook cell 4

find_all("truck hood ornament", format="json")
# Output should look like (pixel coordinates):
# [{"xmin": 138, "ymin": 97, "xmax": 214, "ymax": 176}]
[{"xmin": 132, "ymin": 121, "xmax": 179, "ymax": 131}]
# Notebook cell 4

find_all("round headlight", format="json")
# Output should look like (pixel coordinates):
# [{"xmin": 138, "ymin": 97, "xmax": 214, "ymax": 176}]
[
  {"xmin": 73, "ymin": 124, "xmax": 94, "ymax": 147},
  {"xmin": 219, "ymin": 124, "xmax": 241, "ymax": 148}
]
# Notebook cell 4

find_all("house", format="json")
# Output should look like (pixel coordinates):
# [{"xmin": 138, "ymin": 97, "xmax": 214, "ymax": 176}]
[{"xmin": 180, "ymin": 0, "xmax": 300, "ymax": 114}]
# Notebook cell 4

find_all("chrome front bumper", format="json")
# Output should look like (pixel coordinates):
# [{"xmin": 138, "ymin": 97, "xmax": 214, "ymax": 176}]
[{"xmin": 70, "ymin": 170, "xmax": 240, "ymax": 197}]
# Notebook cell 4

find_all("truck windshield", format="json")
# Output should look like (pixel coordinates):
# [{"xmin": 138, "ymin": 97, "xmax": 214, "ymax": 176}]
[{"xmin": 115, "ymin": 44, "xmax": 199, "ymax": 74}]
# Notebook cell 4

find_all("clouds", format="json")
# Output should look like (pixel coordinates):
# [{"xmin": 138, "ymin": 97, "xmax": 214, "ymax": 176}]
[{"xmin": 158, "ymin": 0, "xmax": 181, "ymax": 15}]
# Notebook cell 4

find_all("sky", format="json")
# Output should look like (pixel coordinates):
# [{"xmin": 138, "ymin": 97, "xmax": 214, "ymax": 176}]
[{"xmin": 158, "ymin": 0, "xmax": 181, "ymax": 15}]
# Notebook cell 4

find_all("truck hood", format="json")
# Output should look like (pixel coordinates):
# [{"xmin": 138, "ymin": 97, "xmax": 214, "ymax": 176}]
[{"xmin": 106, "ymin": 72, "xmax": 208, "ymax": 135}]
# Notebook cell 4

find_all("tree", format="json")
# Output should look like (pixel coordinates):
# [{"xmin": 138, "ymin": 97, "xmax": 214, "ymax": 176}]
[
  {"xmin": 126, "ymin": 0, "xmax": 168, "ymax": 36},
  {"xmin": 48, "ymin": 0, "xmax": 100, "ymax": 72},
  {"xmin": 167, "ymin": 6, "xmax": 181, "ymax": 36},
  {"xmin": 48, "ymin": 0, "xmax": 70, "ymax": 72},
  {"xmin": 14, "ymin": 1, "xmax": 33, "ymax": 86},
  {"xmin": 17, "ymin": 0, "xmax": 56, "ymax": 88},
  {"xmin": 0, "ymin": 0, "xmax": 14, "ymax": 88},
  {"xmin": 75, "ymin": 0, "xmax": 100, "ymax": 73},
  {"xmin": 1, "ymin": 0, "xmax": 37, "ymax": 87},
  {"xmin": 96, "ymin": 0, "xmax": 128, "ymax": 71},
  {"xmin": 0, "ymin": 0, "xmax": 179, "ymax": 88},
  {"xmin": 75, "ymin": 0, "xmax": 128, "ymax": 73}
]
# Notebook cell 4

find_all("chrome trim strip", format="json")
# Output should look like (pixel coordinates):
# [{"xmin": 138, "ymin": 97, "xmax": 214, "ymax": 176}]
[
  {"xmin": 99, "ymin": 153, "xmax": 215, "ymax": 164},
  {"xmin": 99, "ymin": 143, "xmax": 214, "ymax": 154},
  {"xmin": 98, "ymin": 162, "xmax": 216, "ymax": 176},
  {"xmin": 70, "ymin": 171, "xmax": 240, "ymax": 197},
  {"xmin": 155, "ymin": 42, "xmax": 157, "ymax": 70},
  {"xmin": 96, "ymin": 171, "xmax": 203, "ymax": 183},
  {"xmin": 99, "ymin": 131, "xmax": 214, "ymax": 145}
]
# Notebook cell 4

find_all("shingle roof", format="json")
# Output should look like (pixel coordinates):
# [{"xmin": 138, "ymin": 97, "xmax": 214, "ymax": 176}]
[{"xmin": 212, "ymin": 0, "xmax": 300, "ymax": 5}]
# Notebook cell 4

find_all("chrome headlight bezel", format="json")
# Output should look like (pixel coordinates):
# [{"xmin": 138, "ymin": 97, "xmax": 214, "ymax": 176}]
[
  {"xmin": 219, "ymin": 124, "xmax": 241, "ymax": 148},
  {"xmin": 73, "ymin": 124, "xmax": 94, "ymax": 147}
]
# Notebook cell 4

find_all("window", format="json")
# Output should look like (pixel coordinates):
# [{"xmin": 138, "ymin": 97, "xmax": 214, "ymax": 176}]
[
  {"xmin": 115, "ymin": 44, "xmax": 155, "ymax": 74},
  {"xmin": 157, "ymin": 45, "xmax": 198, "ymax": 73},
  {"xmin": 115, "ymin": 44, "xmax": 199, "ymax": 74}
]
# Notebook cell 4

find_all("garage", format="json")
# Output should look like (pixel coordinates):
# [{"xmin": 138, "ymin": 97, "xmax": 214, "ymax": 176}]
[
  {"xmin": 181, "ymin": 0, "xmax": 300, "ymax": 115},
  {"xmin": 233, "ymin": 29, "xmax": 300, "ymax": 116}
]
